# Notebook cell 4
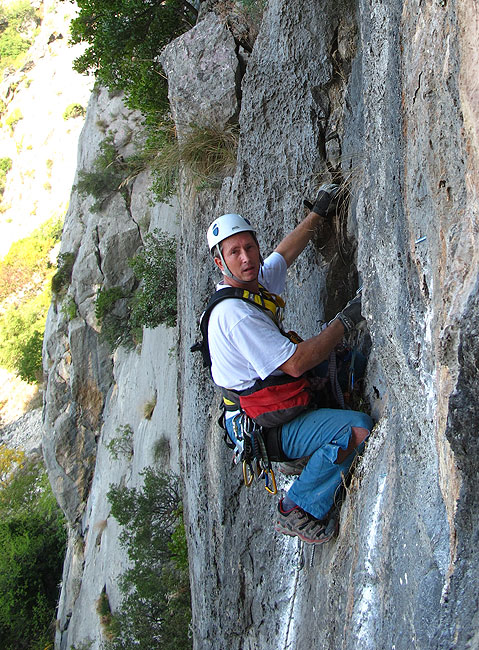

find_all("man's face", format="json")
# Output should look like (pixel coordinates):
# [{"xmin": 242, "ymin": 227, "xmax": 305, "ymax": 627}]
[{"xmin": 215, "ymin": 231, "xmax": 261, "ymax": 283}]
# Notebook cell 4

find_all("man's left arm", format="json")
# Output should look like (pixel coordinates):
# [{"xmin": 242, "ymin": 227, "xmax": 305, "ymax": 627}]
[
  {"xmin": 274, "ymin": 184, "xmax": 339, "ymax": 268},
  {"xmin": 274, "ymin": 210, "xmax": 324, "ymax": 268}
]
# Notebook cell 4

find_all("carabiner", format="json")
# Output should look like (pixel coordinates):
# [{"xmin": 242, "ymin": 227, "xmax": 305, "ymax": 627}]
[
  {"xmin": 243, "ymin": 460, "xmax": 254, "ymax": 487},
  {"xmin": 232, "ymin": 414, "xmax": 243, "ymax": 440},
  {"xmin": 264, "ymin": 467, "xmax": 277, "ymax": 495}
]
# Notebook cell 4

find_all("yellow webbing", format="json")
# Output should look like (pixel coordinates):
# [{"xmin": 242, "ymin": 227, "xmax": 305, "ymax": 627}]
[{"xmin": 241, "ymin": 286, "xmax": 285, "ymax": 327}]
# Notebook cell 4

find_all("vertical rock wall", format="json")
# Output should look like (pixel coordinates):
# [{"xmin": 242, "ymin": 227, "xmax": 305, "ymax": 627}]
[
  {"xmin": 43, "ymin": 87, "xmax": 180, "ymax": 650},
  {"xmin": 43, "ymin": 1, "xmax": 478, "ymax": 648},
  {"xmin": 163, "ymin": 1, "xmax": 479, "ymax": 648}
]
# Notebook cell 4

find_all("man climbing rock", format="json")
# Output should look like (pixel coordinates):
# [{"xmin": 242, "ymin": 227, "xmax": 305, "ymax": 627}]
[{"xmin": 202, "ymin": 185, "xmax": 373, "ymax": 544}]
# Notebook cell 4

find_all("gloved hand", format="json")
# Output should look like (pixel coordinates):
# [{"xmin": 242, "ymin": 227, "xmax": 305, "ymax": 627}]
[
  {"xmin": 310, "ymin": 183, "xmax": 340, "ymax": 216},
  {"xmin": 336, "ymin": 294, "xmax": 366, "ymax": 332}
]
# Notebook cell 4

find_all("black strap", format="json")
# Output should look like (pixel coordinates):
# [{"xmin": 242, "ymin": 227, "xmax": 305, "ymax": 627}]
[
  {"xmin": 190, "ymin": 288, "xmax": 251, "ymax": 370},
  {"xmin": 263, "ymin": 425, "xmax": 289, "ymax": 463},
  {"xmin": 190, "ymin": 286, "xmax": 285, "ymax": 371}
]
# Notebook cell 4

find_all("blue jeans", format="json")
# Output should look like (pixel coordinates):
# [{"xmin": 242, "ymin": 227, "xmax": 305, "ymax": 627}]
[{"xmin": 281, "ymin": 408, "xmax": 373, "ymax": 519}]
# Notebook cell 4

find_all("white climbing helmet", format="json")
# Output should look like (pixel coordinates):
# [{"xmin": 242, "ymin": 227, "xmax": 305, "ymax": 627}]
[{"xmin": 207, "ymin": 213, "xmax": 256, "ymax": 252}]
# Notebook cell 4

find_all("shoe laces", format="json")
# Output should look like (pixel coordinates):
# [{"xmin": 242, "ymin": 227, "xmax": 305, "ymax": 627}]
[{"xmin": 297, "ymin": 508, "xmax": 326, "ymax": 533}]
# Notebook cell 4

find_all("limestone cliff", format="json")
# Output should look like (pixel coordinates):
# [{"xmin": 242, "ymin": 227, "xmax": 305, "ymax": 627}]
[
  {"xmin": 164, "ymin": 2, "xmax": 478, "ymax": 648},
  {"xmin": 44, "ymin": 1, "xmax": 479, "ymax": 649},
  {"xmin": 43, "ymin": 86, "xmax": 180, "ymax": 648}
]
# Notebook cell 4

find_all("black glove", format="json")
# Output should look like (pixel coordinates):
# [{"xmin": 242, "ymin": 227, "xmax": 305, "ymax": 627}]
[
  {"xmin": 310, "ymin": 183, "xmax": 340, "ymax": 216},
  {"xmin": 336, "ymin": 294, "xmax": 365, "ymax": 332}
]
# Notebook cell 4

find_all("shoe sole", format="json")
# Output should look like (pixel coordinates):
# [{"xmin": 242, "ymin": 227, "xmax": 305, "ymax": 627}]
[
  {"xmin": 277, "ymin": 468, "xmax": 303, "ymax": 476},
  {"xmin": 274, "ymin": 521, "xmax": 335, "ymax": 545}
]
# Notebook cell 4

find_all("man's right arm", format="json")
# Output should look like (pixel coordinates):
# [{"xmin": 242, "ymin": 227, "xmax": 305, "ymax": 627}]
[{"xmin": 278, "ymin": 318, "xmax": 346, "ymax": 377}]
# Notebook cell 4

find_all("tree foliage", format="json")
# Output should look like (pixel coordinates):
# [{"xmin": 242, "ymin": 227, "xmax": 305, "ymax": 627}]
[
  {"xmin": 0, "ymin": 215, "xmax": 63, "ymax": 301},
  {"xmin": 0, "ymin": 1, "xmax": 40, "ymax": 72},
  {"xmin": 129, "ymin": 229, "xmax": 177, "ymax": 330},
  {"xmin": 0, "ymin": 455, "xmax": 66, "ymax": 650},
  {"xmin": 0, "ymin": 216, "xmax": 63, "ymax": 382},
  {"xmin": 106, "ymin": 469, "xmax": 192, "ymax": 649},
  {"xmin": 0, "ymin": 287, "xmax": 51, "ymax": 383},
  {"xmin": 68, "ymin": 0, "xmax": 198, "ymax": 115},
  {"xmin": 0, "ymin": 444, "xmax": 24, "ymax": 487}
]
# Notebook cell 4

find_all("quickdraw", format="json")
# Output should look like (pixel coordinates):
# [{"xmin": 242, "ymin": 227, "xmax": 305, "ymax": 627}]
[{"xmin": 237, "ymin": 414, "xmax": 277, "ymax": 495}]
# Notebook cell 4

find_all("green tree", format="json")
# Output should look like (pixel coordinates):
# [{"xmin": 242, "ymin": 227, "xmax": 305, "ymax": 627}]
[
  {"xmin": 0, "ymin": 1, "xmax": 39, "ymax": 72},
  {"xmin": 0, "ymin": 214, "xmax": 63, "ymax": 301},
  {"xmin": 0, "ymin": 287, "xmax": 51, "ymax": 382},
  {"xmin": 68, "ymin": 0, "xmax": 198, "ymax": 115},
  {"xmin": 129, "ymin": 229, "xmax": 177, "ymax": 330},
  {"xmin": 0, "ymin": 455, "xmax": 66, "ymax": 650},
  {"xmin": 106, "ymin": 469, "xmax": 192, "ymax": 649},
  {"xmin": 0, "ymin": 444, "xmax": 24, "ymax": 487}
]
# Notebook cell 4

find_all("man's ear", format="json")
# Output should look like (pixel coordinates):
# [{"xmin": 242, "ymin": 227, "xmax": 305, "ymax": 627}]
[{"xmin": 214, "ymin": 256, "xmax": 224, "ymax": 273}]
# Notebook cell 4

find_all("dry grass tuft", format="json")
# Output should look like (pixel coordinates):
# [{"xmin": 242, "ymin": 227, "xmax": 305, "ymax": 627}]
[
  {"xmin": 143, "ymin": 395, "xmax": 157, "ymax": 420},
  {"xmin": 152, "ymin": 122, "xmax": 239, "ymax": 188}
]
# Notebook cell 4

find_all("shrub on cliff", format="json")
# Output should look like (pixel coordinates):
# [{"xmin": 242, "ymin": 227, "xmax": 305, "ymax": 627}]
[
  {"xmin": 105, "ymin": 469, "xmax": 191, "ymax": 650},
  {"xmin": 63, "ymin": 102, "xmax": 86, "ymax": 120},
  {"xmin": 68, "ymin": 0, "xmax": 198, "ymax": 116},
  {"xmin": 93, "ymin": 230, "xmax": 177, "ymax": 351},
  {"xmin": 129, "ymin": 229, "xmax": 177, "ymax": 330},
  {"xmin": 75, "ymin": 135, "xmax": 130, "ymax": 212},
  {"xmin": 0, "ymin": 453, "xmax": 67, "ymax": 650},
  {"xmin": 0, "ymin": 157, "xmax": 12, "ymax": 196},
  {"xmin": 51, "ymin": 251, "xmax": 77, "ymax": 296}
]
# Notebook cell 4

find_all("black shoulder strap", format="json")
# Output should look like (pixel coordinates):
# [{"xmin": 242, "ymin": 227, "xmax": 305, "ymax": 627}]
[
  {"xmin": 191, "ymin": 287, "xmax": 282, "ymax": 371},
  {"xmin": 190, "ymin": 288, "xmax": 246, "ymax": 370}
]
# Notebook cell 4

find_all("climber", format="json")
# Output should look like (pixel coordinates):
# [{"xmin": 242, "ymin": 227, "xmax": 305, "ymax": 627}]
[{"xmin": 202, "ymin": 185, "xmax": 373, "ymax": 545}]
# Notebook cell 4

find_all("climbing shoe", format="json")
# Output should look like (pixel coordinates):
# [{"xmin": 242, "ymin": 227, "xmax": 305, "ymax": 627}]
[
  {"xmin": 274, "ymin": 499, "xmax": 336, "ymax": 545},
  {"xmin": 277, "ymin": 456, "xmax": 310, "ymax": 476}
]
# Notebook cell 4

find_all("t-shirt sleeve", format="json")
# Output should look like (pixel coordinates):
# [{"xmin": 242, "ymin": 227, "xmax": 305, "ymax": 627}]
[{"xmin": 259, "ymin": 251, "xmax": 287, "ymax": 294}]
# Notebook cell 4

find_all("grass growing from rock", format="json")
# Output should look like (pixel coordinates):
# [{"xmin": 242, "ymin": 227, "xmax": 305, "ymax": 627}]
[{"xmin": 145, "ymin": 122, "xmax": 239, "ymax": 196}]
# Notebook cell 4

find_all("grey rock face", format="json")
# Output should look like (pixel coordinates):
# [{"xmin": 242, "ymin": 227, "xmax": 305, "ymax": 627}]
[
  {"xmin": 44, "ymin": 0, "xmax": 478, "ymax": 648},
  {"xmin": 160, "ymin": 12, "xmax": 240, "ymax": 136},
  {"xmin": 42, "ymin": 88, "xmax": 180, "ymax": 649},
  {"xmin": 162, "ymin": 1, "xmax": 479, "ymax": 648}
]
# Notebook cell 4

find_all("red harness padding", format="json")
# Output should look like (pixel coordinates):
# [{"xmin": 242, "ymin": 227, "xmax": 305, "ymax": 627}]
[{"xmin": 223, "ymin": 375, "xmax": 312, "ymax": 428}]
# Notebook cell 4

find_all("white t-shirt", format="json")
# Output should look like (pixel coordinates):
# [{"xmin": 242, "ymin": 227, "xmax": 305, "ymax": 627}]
[{"xmin": 208, "ymin": 252, "xmax": 297, "ymax": 391}]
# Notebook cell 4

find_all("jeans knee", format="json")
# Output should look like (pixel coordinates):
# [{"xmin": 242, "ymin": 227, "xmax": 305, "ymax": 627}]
[{"xmin": 354, "ymin": 412, "xmax": 373, "ymax": 432}]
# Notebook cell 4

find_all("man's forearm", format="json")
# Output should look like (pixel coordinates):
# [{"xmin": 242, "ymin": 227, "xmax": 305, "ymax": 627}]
[
  {"xmin": 273, "ymin": 211, "xmax": 324, "ymax": 268},
  {"xmin": 279, "ymin": 318, "xmax": 345, "ymax": 377}
]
